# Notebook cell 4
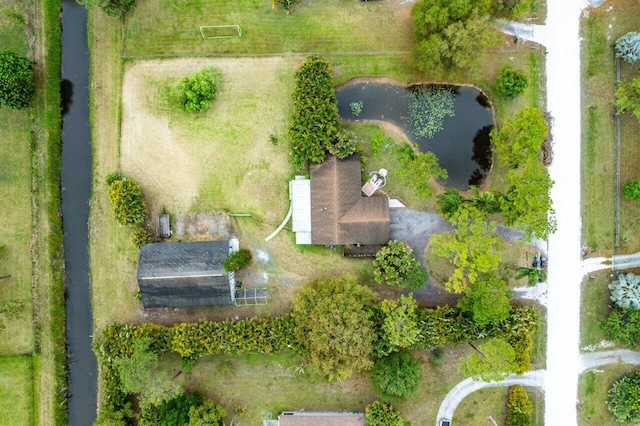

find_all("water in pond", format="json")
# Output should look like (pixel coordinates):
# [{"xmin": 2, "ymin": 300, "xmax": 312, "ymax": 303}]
[{"xmin": 335, "ymin": 82, "xmax": 494, "ymax": 190}]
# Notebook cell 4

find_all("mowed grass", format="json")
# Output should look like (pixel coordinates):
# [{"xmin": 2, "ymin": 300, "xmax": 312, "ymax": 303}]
[
  {"xmin": 581, "ymin": 0, "xmax": 640, "ymax": 256},
  {"xmin": 0, "ymin": 0, "xmax": 34, "ymax": 356},
  {"xmin": 157, "ymin": 346, "xmax": 477, "ymax": 425},
  {"xmin": 453, "ymin": 387, "xmax": 544, "ymax": 426},
  {"xmin": 578, "ymin": 364, "xmax": 640, "ymax": 425},
  {"xmin": 124, "ymin": 0, "xmax": 414, "ymax": 56},
  {"xmin": 0, "ymin": 355, "xmax": 34, "ymax": 426},
  {"xmin": 581, "ymin": 271, "xmax": 615, "ymax": 349}
]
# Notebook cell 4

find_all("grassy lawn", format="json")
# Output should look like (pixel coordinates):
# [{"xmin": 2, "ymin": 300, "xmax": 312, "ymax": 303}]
[
  {"xmin": 453, "ymin": 386, "xmax": 543, "ymax": 426},
  {"xmin": 0, "ymin": 355, "xmax": 34, "ymax": 426},
  {"xmin": 580, "ymin": 270, "xmax": 617, "ymax": 349},
  {"xmin": 578, "ymin": 364, "xmax": 640, "ymax": 425},
  {"xmin": 581, "ymin": 0, "xmax": 640, "ymax": 256},
  {"xmin": 0, "ymin": 0, "xmax": 35, "ymax": 357}
]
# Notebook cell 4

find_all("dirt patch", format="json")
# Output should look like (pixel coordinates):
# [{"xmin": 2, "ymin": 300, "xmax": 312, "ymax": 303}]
[{"xmin": 174, "ymin": 212, "xmax": 233, "ymax": 241}]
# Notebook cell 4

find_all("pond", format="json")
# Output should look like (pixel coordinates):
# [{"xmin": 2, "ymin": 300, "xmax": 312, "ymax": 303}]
[{"xmin": 335, "ymin": 81, "xmax": 494, "ymax": 190}]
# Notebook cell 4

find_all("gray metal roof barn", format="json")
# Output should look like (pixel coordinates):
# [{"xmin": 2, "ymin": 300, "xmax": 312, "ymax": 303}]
[{"xmin": 137, "ymin": 240, "xmax": 234, "ymax": 308}]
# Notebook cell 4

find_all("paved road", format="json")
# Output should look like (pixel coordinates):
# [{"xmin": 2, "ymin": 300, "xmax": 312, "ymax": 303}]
[{"xmin": 435, "ymin": 371, "xmax": 545, "ymax": 423}]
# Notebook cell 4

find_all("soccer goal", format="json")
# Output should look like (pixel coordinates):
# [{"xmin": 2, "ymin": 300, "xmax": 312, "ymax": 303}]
[{"xmin": 199, "ymin": 25, "xmax": 242, "ymax": 39}]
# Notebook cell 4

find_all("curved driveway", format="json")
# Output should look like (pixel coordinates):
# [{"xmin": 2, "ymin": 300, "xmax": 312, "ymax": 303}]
[{"xmin": 435, "ymin": 370, "xmax": 545, "ymax": 422}]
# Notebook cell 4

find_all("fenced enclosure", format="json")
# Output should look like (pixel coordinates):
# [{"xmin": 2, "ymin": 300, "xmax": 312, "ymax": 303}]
[
  {"xmin": 199, "ymin": 25, "xmax": 242, "ymax": 39},
  {"xmin": 234, "ymin": 288, "xmax": 268, "ymax": 306}
]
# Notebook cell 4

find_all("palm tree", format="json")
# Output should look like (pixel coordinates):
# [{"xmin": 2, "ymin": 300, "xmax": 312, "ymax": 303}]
[
  {"xmin": 437, "ymin": 188, "xmax": 463, "ymax": 219},
  {"xmin": 515, "ymin": 266, "xmax": 547, "ymax": 286},
  {"xmin": 465, "ymin": 186, "xmax": 502, "ymax": 214}
]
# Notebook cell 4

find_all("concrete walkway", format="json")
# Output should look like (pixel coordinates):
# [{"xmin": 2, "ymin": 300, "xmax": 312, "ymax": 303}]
[
  {"xmin": 580, "ymin": 349, "xmax": 640, "ymax": 372},
  {"xmin": 435, "ymin": 370, "xmax": 545, "ymax": 422}
]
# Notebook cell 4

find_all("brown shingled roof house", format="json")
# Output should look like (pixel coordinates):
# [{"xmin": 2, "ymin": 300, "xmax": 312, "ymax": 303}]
[{"xmin": 290, "ymin": 154, "xmax": 390, "ymax": 246}]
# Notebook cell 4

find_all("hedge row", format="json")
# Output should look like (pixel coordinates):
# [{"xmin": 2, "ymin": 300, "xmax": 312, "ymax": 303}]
[{"xmin": 506, "ymin": 385, "xmax": 533, "ymax": 426}]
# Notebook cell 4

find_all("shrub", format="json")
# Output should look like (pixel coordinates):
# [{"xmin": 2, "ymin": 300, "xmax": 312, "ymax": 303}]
[
  {"xmin": 408, "ymin": 85, "xmax": 455, "ymax": 138},
  {"xmin": 429, "ymin": 348, "xmax": 445, "ymax": 367},
  {"xmin": 615, "ymin": 32, "xmax": 640, "ymax": 63},
  {"xmin": 623, "ymin": 180, "xmax": 640, "ymax": 200},
  {"xmin": 608, "ymin": 371, "xmax": 640, "ymax": 423},
  {"xmin": 601, "ymin": 308, "xmax": 640, "ymax": 348},
  {"xmin": 370, "ymin": 130, "xmax": 393, "ymax": 157},
  {"xmin": 506, "ymin": 385, "xmax": 533, "ymax": 426},
  {"xmin": 0, "ymin": 50, "xmax": 35, "ymax": 110},
  {"xmin": 371, "ymin": 351, "xmax": 423, "ymax": 401},
  {"xmin": 107, "ymin": 176, "xmax": 147, "ymax": 225},
  {"xmin": 373, "ymin": 240, "xmax": 426, "ymax": 289},
  {"xmin": 496, "ymin": 66, "xmax": 528, "ymax": 99},
  {"xmin": 610, "ymin": 273, "xmax": 640, "ymax": 310},
  {"xmin": 616, "ymin": 75, "xmax": 640, "ymax": 123},
  {"xmin": 92, "ymin": 0, "xmax": 137, "ymax": 17},
  {"xmin": 173, "ymin": 66, "xmax": 222, "ymax": 113},
  {"xmin": 365, "ymin": 401, "xmax": 409, "ymax": 426},
  {"xmin": 131, "ymin": 226, "xmax": 153, "ymax": 248},
  {"xmin": 223, "ymin": 249, "xmax": 252, "ymax": 272}
]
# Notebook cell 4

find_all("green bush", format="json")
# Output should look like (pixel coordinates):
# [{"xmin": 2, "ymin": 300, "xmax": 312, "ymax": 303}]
[
  {"xmin": 429, "ymin": 348, "xmax": 445, "ymax": 367},
  {"xmin": 107, "ymin": 176, "xmax": 147, "ymax": 225},
  {"xmin": 608, "ymin": 371, "xmax": 640, "ymax": 423},
  {"xmin": 371, "ymin": 351, "xmax": 423, "ymax": 402},
  {"xmin": 365, "ymin": 401, "xmax": 410, "ymax": 426},
  {"xmin": 601, "ymin": 307, "xmax": 640, "ymax": 348},
  {"xmin": 373, "ymin": 240, "xmax": 426, "ymax": 289},
  {"xmin": 496, "ymin": 66, "xmax": 528, "ymax": 99},
  {"xmin": 131, "ymin": 226, "xmax": 153, "ymax": 248},
  {"xmin": 223, "ymin": 249, "xmax": 252, "ymax": 272},
  {"xmin": 624, "ymin": 180, "xmax": 640, "ymax": 200},
  {"xmin": 0, "ymin": 50, "xmax": 35, "ymax": 110},
  {"xmin": 506, "ymin": 385, "xmax": 533, "ymax": 426},
  {"xmin": 173, "ymin": 66, "xmax": 222, "ymax": 113},
  {"xmin": 90, "ymin": 0, "xmax": 137, "ymax": 17}
]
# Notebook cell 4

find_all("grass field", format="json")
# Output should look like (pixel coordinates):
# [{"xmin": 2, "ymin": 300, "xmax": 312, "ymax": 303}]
[
  {"xmin": 454, "ymin": 386, "xmax": 544, "ymax": 426},
  {"xmin": 0, "ymin": 355, "xmax": 34, "ymax": 426},
  {"xmin": 581, "ymin": 0, "xmax": 640, "ymax": 256},
  {"xmin": 578, "ymin": 364, "xmax": 640, "ymax": 425},
  {"xmin": 0, "ymin": 0, "xmax": 35, "ymax": 357},
  {"xmin": 580, "ymin": 271, "xmax": 616, "ymax": 349}
]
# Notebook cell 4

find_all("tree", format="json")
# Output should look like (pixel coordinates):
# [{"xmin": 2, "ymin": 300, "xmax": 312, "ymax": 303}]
[
  {"xmin": 173, "ymin": 66, "xmax": 222, "ymax": 113},
  {"xmin": 289, "ymin": 55, "xmax": 341, "ymax": 169},
  {"xmin": 608, "ymin": 371, "xmax": 640, "ymax": 423},
  {"xmin": 506, "ymin": 385, "xmax": 533, "ymax": 426},
  {"xmin": 157, "ymin": 392, "xmax": 202, "ymax": 426},
  {"xmin": 292, "ymin": 275, "xmax": 377, "ymax": 380},
  {"xmin": 187, "ymin": 399, "xmax": 226, "ymax": 426},
  {"xmin": 373, "ymin": 241, "xmax": 426, "ymax": 289},
  {"xmin": 501, "ymin": 160, "xmax": 556, "ymax": 240},
  {"xmin": 457, "ymin": 275, "xmax": 513, "ymax": 326},
  {"xmin": 437, "ymin": 188, "xmax": 464, "ymax": 219},
  {"xmin": 465, "ymin": 186, "xmax": 502, "ymax": 214},
  {"xmin": 609, "ymin": 273, "xmax": 640, "ymax": 310},
  {"xmin": 77, "ymin": 0, "xmax": 137, "ymax": 17},
  {"xmin": 429, "ymin": 206, "xmax": 503, "ymax": 293},
  {"xmin": 600, "ymin": 308, "xmax": 640, "ymax": 348},
  {"xmin": 408, "ymin": 86, "xmax": 455, "ymax": 138},
  {"xmin": 371, "ymin": 351, "xmax": 423, "ymax": 402},
  {"xmin": 0, "ymin": 50, "xmax": 35, "ymax": 110},
  {"xmin": 130, "ymin": 226, "xmax": 152, "ymax": 248},
  {"xmin": 223, "ymin": 249, "xmax": 252, "ymax": 272},
  {"xmin": 616, "ymin": 32, "xmax": 640, "ymax": 63},
  {"xmin": 616, "ymin": 75, "xmax": 640, "ymax": 123},
  {"xmin": 364, "ymin": 401, "xmax": 409, "ymax": 426},
  {"xmin": 496, "ymin": 66, "xmax": 528, "ymax": 99},
  {"xmin": 624, "ymin": 180, "xmax": 640, "ymax": 200},
  {"xmin": 107, "ymin": 175, "xmax": 147, "ymax": 225},
  {"xmin": 490, "ymin": 107, "xmax": 548, "ymax": 169},
  {"xmin": 380, "ymin": 294, "xmax": 421, "ymax": 349},
  {"xmin": 515, "ymin": 266, "xmax": 547, "ymax": 287},
  {"xmin": 459, "ymin": 338, "xmax": 518, "ymax": 382},
  {"xmin": 396, "ymin": 149, "xmax": 447, "ymax": 199}
]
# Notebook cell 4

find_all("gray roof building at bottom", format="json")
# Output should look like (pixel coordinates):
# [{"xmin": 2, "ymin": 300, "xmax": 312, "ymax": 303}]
[
  {"xmin": 137, "ymin": 241, "xmax": 232, "ymax": 308},
  {"xmin": 277, "ymin": 412, "xmax": 365, "ymax": 426}
]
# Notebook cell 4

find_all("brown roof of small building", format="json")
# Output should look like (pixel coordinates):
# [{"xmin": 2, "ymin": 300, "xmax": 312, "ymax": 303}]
[
  {"xmin": 310, "ymin": 155, "xmax": 389, "ymax": 245},
  {"xmin": 278, "ymin": 413, "xmax": 365, "ymax": 426}
]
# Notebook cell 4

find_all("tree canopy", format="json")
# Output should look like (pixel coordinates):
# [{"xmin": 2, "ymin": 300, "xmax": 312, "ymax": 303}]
[
  {"xmin": 396, "ymin": 148, "xmax": 447, "ymax": 199},
  {"xmin": 173, "ymin": 66, "xmax": 222, "ymax": 113},
  {"xmin": 0, "ymin": 50, "xmax": 35, "ymax": 110},
  {"xmin": 373, "ymin": 240, "xmax": 426, "ymax": 289},
  {"xmin": 608, "ymin": 371, "xmax": 640, "ymax": 423},
  {"xmin": 292, "ymin": 275, "xmax": 377, "ymax": 380},
  {"xmin": 371, "ymin": 351, "xmax": 423, "ymax": 402},
  {"xmin": 106, "ymin": 174, "xmax": 148, "ymax": 226},
  {"xmin": 364, "ymin": 401, "xmax": 409, "ymax": 426},
  {"xmin": 380, "ymin": 294, "xmax": 421, "ymax": 349},
  {"xmin": 490, "ymin": 107, "xmax": 548, "ymax": 169},
  {"xmin": 457, "ymin": 275, "xmax": 513, "ymax": 326},
  {"xmin": 615, "ymin": 32, "xmax": 640, "ymax": 63},
  {"xmin": 617, "ymin": 75, "xmax": 640, "ymax": 123},
  {"xmin": 496, "ymin": 66, "xmax": 528, "ymax": 99},
  {"xmin": 459, "ymin": 338, "xmax": 518, "ymax": 382},
  {"xmin": 429, "ymin": 206, "xmax": 503, "ymax": 293}
]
